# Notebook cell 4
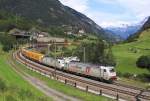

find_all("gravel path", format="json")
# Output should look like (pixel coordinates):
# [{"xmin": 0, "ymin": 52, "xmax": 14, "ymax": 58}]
[
  {"xmin": 9, "ymin": 54, "xmax": 82, "ymax": 101},
  {"xmin": 23, "ymin": 73, "xmax": 82, "ymax": 101}
]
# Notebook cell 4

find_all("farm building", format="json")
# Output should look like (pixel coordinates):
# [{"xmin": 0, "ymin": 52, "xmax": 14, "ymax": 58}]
[{"xmin": 35, "ymin": 37, "xmax": 68, "ymax": 47}]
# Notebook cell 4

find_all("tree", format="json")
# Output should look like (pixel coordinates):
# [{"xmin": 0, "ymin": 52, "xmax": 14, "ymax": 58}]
[
  {"xmin": 74, "ymin": 38, "xmax": 116, "ymax": 66},
  {"xmin": 48, "ymin": 26, "xmax": 65, "ymax": 37},
  {"xmin": 0, "ymin": 33, "xmax": 16, "ymax": 52},
  {"xmin": 102, "ymin": 47, "xmax": 116, "ymax": 66},
  {"xmin": 136, "ymin": 55, "xmax": 150, "ymax": 70}
]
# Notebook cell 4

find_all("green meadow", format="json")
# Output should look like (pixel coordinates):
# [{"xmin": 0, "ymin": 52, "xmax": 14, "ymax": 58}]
[
  {"xmin": 112, "ymin": 29, "xmax": 150, "ymax": 75},
  {"xmin": 0, "ymin": 45, "xmax": 51, "ymax": 101}
]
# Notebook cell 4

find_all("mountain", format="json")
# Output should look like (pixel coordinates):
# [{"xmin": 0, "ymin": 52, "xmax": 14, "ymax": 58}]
[
  {"xmin": 104, "ymin": 24, "xmax": 143, "ymax": 39},
  {"xmin": 0, "ymin": 0, "xmax": 106, "ymax": 37},
  {"xmin": 127, "ymin": 16, "xmax": 150, "ymax": 41},
  {"xmin": 140, "ymin": 16, "xmax": 150, "ymax": 31},
  {"xmin": 104, "ymin": 29, "xmax": 124, "ymax": 42}
]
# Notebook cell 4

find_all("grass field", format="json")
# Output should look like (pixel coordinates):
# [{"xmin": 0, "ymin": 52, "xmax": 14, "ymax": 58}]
[
  {"xmin": 112, "ymin": 29, "xmax": 150, "ymax": 75},
  {"xmin": 0, "ymin": 45, "xmax": 51, "ymax": 101}
]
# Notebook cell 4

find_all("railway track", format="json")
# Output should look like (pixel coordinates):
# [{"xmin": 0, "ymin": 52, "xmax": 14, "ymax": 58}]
[
  {"xmin": 114, "ymin": 82, "xmax": 150, "ymax": 93},
  {"xmin": 14, "ymin": 51, "xmax": 150, "ymax": 101}
]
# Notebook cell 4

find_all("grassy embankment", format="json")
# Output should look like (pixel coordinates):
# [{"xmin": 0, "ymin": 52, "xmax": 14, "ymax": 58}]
[
  {"xmin": 0, "ymin": 45, "xmax": 51, "ymax": 101},
  {"xmin": 112, "ymin": 29, "xmax": 150, "ymax": 86}
]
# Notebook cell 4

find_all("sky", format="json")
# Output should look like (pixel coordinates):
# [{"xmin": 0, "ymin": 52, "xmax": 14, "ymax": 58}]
[{"xmin": 59, "ymin": 0, "xmax": 150, "ymax": 28}]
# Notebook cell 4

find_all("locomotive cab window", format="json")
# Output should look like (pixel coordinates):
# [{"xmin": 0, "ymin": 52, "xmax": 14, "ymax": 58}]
[{"xmin": 110, "ymin": 69, "xmax": 115, "ymax": 72}]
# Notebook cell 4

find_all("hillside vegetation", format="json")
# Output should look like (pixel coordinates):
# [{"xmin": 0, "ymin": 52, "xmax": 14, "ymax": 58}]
[
  {"xmin": 113, "ymin": 29, "xmax": 150, "ymax": 76},
  {"xmin": 0, "ymin": 0, "xmax": 122, "ymax": 42},
  {"xmin": 0, "ymin": 0, "xmax": 105, "ymax": 36}
]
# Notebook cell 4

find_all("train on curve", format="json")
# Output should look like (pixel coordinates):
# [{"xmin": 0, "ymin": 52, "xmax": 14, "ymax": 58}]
[{"xmin": 21, "ymin": 48, "xmax": 117, "ymax": 82}]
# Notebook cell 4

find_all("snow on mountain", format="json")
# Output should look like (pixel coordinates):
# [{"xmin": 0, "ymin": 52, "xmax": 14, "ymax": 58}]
[{"xmin": 104, "ymin": 18, "xmax": 149, "ymax": 39}]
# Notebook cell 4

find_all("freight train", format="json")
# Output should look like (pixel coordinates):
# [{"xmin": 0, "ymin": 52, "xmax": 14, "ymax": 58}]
[{"xmin": 21, "ymin": 48, "xmax": 117, "ymax": 82}]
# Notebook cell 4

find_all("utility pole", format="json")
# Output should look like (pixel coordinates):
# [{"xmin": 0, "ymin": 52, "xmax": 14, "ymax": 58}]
[
  {"xmin": 83, "ymin": 47, "xmax": 86, "ymax": 63},
  {"xmin": 16, "ymin": 41, "xmax": 18, "ymax": 50},
  {"xmin": 47, "ymin": 44, "xmax": 49, "ymax": 55},
  {"xmin": 15, "ymin": 13, "xmax": 18, "ymax": 25},
  {"xmin": 47, "ymin": 44, "xmax": 51, "ymax": 56},
  {"xmin": 54, "ymin": 39, "xmax": 57, "ymax": 77},
  {"xmin": 14, "ymin": 44, "xmax": 16, "ymax": 51},
  {"xmin": 29, "ymin": 36, "xmax": 33, "ymax": 48}
]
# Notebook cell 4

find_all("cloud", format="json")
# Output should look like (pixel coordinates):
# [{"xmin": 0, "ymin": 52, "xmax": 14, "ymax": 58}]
[
  {"xmin": 59, "ymin": 0, "xmax": 89, "ymax": 12},
  {"xmin": 117, "ymin": 0, "xmax": 150, "ymax": 20},
  {"xmin": 59, "ymin": 0, "xmax": 150, "ymax": 27},
  {"xmin": 86, "ymin": 11, "xmax": 138, "ymax": 27},
  {"xmin": 96, "ymin": 0, "xmax": 118, "ymax": 4}
]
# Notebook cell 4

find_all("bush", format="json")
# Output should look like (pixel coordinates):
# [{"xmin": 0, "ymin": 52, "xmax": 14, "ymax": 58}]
[
  {"xmin": 136, "ymin": 74, "xmax": 150, "ymax": 82},
  {"xmin": 0, "ymin": 78, "xmax": 7, "ymax": 92},
  {"xmin": 18, "ymin": 89, "xmax": 34, "ymax": 100},
  {"xmin": 37, "ymin": 97, "xmax": 48, "ymax": 101},
  {"xmin": 0, "ymin": 33, "xmax": 16, "ymax": 52},
  {"xmin": 136, "ymin": 55, "xmax": 150, "ymax": 70},
  {"xmin": 116, "ymin": 71, "xmax": 123, "ymax": 77},
  {"xmin": 6, "ymin": 95, "xmax": 17, "ymax": 101},
  {"xmin": 122, "ymin": 73, "xmax": 133, "ymax": 78}
]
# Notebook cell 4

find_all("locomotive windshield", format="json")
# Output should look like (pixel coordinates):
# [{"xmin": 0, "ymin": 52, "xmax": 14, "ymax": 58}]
[{"xmin": 109, "ymin": 68, "xmax": 115, "ymax": 72}]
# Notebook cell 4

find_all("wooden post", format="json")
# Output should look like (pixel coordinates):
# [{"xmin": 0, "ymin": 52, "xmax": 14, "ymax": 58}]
[
  {"xmin": 74, "ymin": 82, "xmax": 76, "ymax": 87},
  {"xmin": 116, "ymin": 94, "xmax": 119, "ymax": 101},
  {"xmin": 65, "ymin": 79, "xmax": 67, "ymax": 84},
  {"xmin": 86, "ymin": 86, "xmax": 88, "ymax": 92},
  {"xmin": 99, "ymin": 90, "xmax": 102, "ymax": 96}
]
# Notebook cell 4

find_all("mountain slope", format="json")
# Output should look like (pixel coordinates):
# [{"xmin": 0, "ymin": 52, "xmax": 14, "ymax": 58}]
[
  {"xmin": 112, "ymin": 27, "xmax": 150, "ymax": 75},
  {"xmin": 104, "ymin": 29, "xmax": 124, "ymax": 42},
  {"xmin": 0, "ymin": 0, "xmax": 105, "ymax": 36},
  {"xmin": 127, "ymin": 16, "xmax": 150, "ymax": 41},
  {"xmin": 142, "ymin": 16, "xmax": 150, "ymax": 30}
]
